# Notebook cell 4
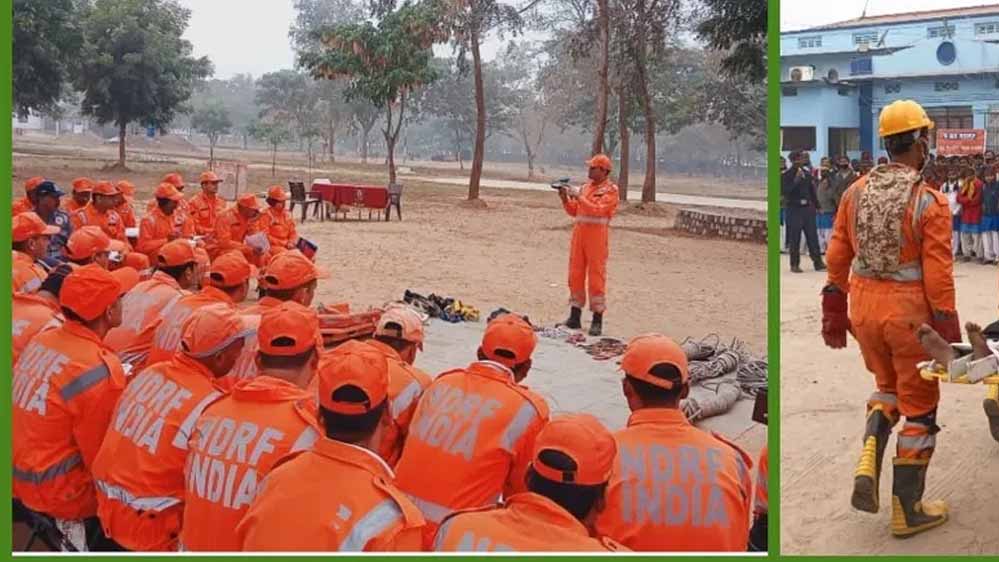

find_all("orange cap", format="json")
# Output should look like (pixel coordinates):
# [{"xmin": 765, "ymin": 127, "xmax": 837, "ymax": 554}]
[
  {"xmin": 154, "ymin": 182, "xmax": 184, "ymax": 201},
  {"xmin": 531, "ymin": 414, "xmax": 617, "ymax": 486},
  {"xmin": 116, "ymin": 180, "xmax": 136, "ymax": 197},
  {"xmin": 64, "ymin": 226, "xmax": 112, "ymax": 261},
  {"xmin": 261, "ymin": 250, "xmax": 329, "ymax": 290},
  {"xmin": 586, "ymin": 153, "xmax": 612, "ymax": 172},
  {"xmin": 60, "ymin": 263, "xmax": 139, "ymax": 321},
  {"xmin": 108, "ymin": 239, "xmax": 128, "ymax": 254},
  {"xmin": 620, "ymin": 334, "xmax": 689, "ymax": 389},
  {"xmin": 24, "ymin": 176, "xmax": 46, "ymax": 192},
  {"xmin": 317, "ymin": 340, "xmax": 389, "ymax": 414},
  {"xmin": 237, "ymin": 193, "xmax": 261, "ymax": 210},
  {"xmin": 71, "ymin": 177, "xmax": 95, "ymax": 193},
  {"xmin": 258, "ymin": 301, "xmax": 320, "ymax": 356},
  {"xmin": 481, "ymin": 313, "xmax": 537, "ymax": 368},
  {"xmin": 375, "ymin": 306, "xmax": 425, "ymax": 349},
  {"xmin": 13, "ymin": 212, "xmax": 60, "ymax": 242},
  {"xmin": 92, "ymin": 180, "xmax": 120, "ymax": 196},
  {"xmin": 266, "ymin": 185, "xmax": 289, "ymax": 201},
  {"xmin": 199, "ymin": 171, "xmax": 222, "ymax": 184},
  {"xmin": 210, "ymin": 251, "xmax": 257, "ymax": 287},
  {"xmin": 156, "ymin": 240, "xmax": 197, "ymax": 268},
  {"xmin": 180, "ymin": 303, "xmax": 250, "ymax": 358},
  {"xmin": 123, "ymin": 251, "xmax": 150, "ymax": 271},
  {"xmin": 163, "ymin": 172, "xmax": 186, "ymax": 189}
]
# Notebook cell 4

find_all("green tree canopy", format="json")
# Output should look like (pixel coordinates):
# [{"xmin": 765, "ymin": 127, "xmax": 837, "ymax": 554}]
[
  {"xmin": 191, "ymin": 102, "xmax": 233, "ymax": 166},
  {"xmin": 695, "ymin": 0, "xmax": 767, "ymax": 83},
  {"xmin": 75, "ymin": 0, "xmax": 212, "ymax": 166},
  {"xmin": 13, "ymin": 0, "xmax": 84, "ymax": 118}
]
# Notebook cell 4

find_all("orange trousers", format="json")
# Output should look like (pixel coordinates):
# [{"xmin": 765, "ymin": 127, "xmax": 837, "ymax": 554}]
[
  {"xmin": 568, "ymin": 223, "xmax": 609, "ymax": 313},
  {"xmin": 850, "ymin": 279, "xmax": 939, "ymax": 417}
]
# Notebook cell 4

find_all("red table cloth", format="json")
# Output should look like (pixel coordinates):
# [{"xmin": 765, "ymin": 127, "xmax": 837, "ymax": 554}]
[{"xmin": 311, "ymin": 182, "xmax": 389, "ymax": 209}]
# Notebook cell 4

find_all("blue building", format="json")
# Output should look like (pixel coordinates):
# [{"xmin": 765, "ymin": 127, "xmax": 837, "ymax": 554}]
[{"xmin": 780, "ymin": 5, "xmax": 999, "ymax": 161}]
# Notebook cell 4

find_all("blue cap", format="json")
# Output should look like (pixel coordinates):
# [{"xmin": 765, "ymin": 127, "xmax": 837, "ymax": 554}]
[{"xmin": 35, "ymin": 181, "xmax": 65, "ymax": 198}]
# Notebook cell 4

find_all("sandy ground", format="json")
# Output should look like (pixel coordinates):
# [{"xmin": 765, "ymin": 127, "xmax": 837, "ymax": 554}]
[
  {"xmin": 780, "ymin": 256, "xmax": 999, "ymax": 555},
  {"xmin": 12, "ymin": 145, "xmax": 767, "ymax": 352}
]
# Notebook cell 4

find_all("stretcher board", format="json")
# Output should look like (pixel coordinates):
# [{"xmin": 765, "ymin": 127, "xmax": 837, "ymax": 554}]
[{"xmin": 919, "ymin": 343, "xmax": 999, "ymax": 384}]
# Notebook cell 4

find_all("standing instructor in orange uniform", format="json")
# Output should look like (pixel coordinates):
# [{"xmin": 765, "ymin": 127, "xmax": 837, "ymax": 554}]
[
  {"xmin": 558, "ymin": 154, "xmax": 619, "ymax": 336},
  {"xmin": 822, "ymin": 100, "xmax": 958, "ymax": 539}
]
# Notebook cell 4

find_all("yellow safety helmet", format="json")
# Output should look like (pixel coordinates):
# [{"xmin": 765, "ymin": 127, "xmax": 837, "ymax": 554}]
[{"xmin": 878, "ymin": 100, "xmax": 934, "ymax": 138}]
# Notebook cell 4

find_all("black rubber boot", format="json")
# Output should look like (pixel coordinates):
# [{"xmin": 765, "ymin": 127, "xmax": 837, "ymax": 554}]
[
  {"xmin": 588, "ymin": 312, "xmax": 603, "ymax": 336},
  {"xmin": 983, "ymin": 384, "xmax": 999, "ymax": 443},
  {"xmin": 890, "ymin": 458, "xmax": 948, "ymax": 538},
  {"xmin": 563, "ymin": 307, "xmax": 582, "ymax": 330},
  {"xmin": 813, "ymin": 258, "xmax": 827, "ymax": 271},
  {"xmin": 851, "ymin": 407, "xmax": 896, "ymax": 513}
]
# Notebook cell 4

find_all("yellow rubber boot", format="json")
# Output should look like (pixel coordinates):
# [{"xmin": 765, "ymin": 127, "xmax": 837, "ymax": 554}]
[
  {"xmin": 851, "ymin": 407, "xmax": 895, "ymax": 513},
  {"xmin": 983, "ymin": 383, "xmax": 999, "ymax": 443},
  {"xmin": 890, "ymin": 457, "xmax": 948, "ymax": 538}
]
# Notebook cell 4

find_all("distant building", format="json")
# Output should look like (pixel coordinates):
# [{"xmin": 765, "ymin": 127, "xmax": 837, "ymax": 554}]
[{"xmin": 780, "ymin": 5, "xmax": 999, "ymax": 160}]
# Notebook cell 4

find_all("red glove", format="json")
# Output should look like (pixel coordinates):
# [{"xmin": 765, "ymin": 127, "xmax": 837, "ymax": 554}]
[
  {"xmin": 930, "ymin": 311, "xmax": 962, "ymax": 344},
  {"xmin": 821, "ymin": 286, "xmax": 850, "ymax": 349}
]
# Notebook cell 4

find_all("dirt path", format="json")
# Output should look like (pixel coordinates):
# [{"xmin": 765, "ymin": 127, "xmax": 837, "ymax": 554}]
[{"xmin": 780, "ymin": 257, "xmax": 999, "ymax": 555}]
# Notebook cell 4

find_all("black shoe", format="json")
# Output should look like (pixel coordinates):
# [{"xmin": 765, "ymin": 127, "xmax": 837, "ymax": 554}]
[
  {"xmin": 790, "ymin": 266, "xmax": 803, "ymax": 273},
  {"xmin": 588, "ymin": 313, "xmax": 603, "ymax": 336},
  {"xmin": 563, "ymin": 307, "xmax": 582, "ymax": 330},
  {"xmin": 814, "ymin": 261, "xmax": 827, "ymax": 272}
]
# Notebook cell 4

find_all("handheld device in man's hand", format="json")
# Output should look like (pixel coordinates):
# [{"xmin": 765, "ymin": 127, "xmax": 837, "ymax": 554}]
[
  {"xmin": 550, "ymin": 177, "xmax": 571, "ymax": 190},
  {"xmin": 752, "ymin": 389, "xmax": 768, "ymax": 425}
]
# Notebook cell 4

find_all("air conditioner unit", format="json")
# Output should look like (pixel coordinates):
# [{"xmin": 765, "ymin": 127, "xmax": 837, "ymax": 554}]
[{"xmin": 789, "ymin": 66, "xmax": 815, "ymax": 81}]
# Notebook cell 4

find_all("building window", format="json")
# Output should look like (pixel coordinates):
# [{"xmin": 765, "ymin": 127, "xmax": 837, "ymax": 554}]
[
  {"xmin": 934, "ymin": 81, "xmax": 959, "ymax": 92},
  {"xmin": 987, "ymin": 109, "xmax": 999, "ymax": 153},
  {"xmin": 925, "ymin": 106, "xmax": 973, "ymax": 148},
  {"xmin": 782, "ymin": 86, "xmax": 798, "ymax": 97},
  {"xmin": 798, "ymin": 36, "xmax": 822, "ymax": 49},
  {"xmin": 976, "ymin": 21, "xmax": 999, "ymax": 35},
  {"xmin": 853, "ymin": 31, "xmax": 880, "ymax": 45},
  {"xmin": 782, "ymin": 127, "xmax": 817, "ymax": 152},
  {"xmin": 927, "ymin": 24, "xmax": 955, "ymax": 38},
  {"xmin": 936, "ymin": 41, "xmax": 957, "ymax": 66},
  {"xmin": 850, "ymin": 57, "xmax": 872, "ymax": 76},
  {"xmin": 884, "ymin": 83, "xmax": 902, "ymax": 94},
  {"xmin": 829, "ymin": 128, "xmax": 861, "ymax": 156}
]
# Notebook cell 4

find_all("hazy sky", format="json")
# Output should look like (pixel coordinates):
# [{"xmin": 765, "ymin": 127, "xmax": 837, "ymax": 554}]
[
  {"xmin": 781, "ymin": 0, "xmax": 994, "ymax": 31},
  {"xmin": 176, "ymin": 0, "xmax": 534, "ymax": 79}
]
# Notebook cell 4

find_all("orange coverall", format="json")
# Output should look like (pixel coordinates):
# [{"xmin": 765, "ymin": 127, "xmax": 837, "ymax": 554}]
[
  {"xmin": 13, "ymin": 251, "xmax": 47, "ymax": 294},
  {"xmin": 136, "ymin": 207, "xmax": 197, "ymax": 260},
  {"xmin": 236, "ymin": 438, "xmax": 426, "ymax": 551},
  {"xmin": 104, "ymin": 271, "xmax": 186, "ymax": 371},
  {"xmin": 12, "ymin": 197, "xmax": 33, "ymax": 216},
  {"xmin": 12, "ymin": 292, "xmax": 63, "ymax": 365},
  {"xmin": 211, "ymin": 207, "xmax": 262, "ymax": 263},
  {"xmin": 180, "ymin": 376, "xmax": 320, "ymax": 551},
  {"xmin": 62, "ymin": 198, "xmax": 88, "ymax": 214},
  {"xmin": 117, "ymin": 199, "xmax": 137, "ymax": 230},
  {"xmin": 71, "ymin": 204, "xmax": 128, "ymax": 242},
  {"xmin": 12, "ymin": 321, "xmax": 128, "ymax": 520},
  {"xmin": 754, "ymin": 445, "xmax": 768, "ymax": 518},
  {"xmin": 393, "ymin": 361, "xmax": 550, "ymax": 537},
  {"xmin": 594, "ymin": 408, "xmax": 753, "ymax": 551},
  {"xmin": 91, "ymin": 354, "xmax": 225, "ymax": 551},
  {"xmin": 562, "ymin": 179, "xmax": 619, "ymax": 313},
  {"xmin": 826, "ymin": 172, "xmax": 954, "ymax": 458},
  {"xmin": 188, "ymin": 192, "xmax": 227, "ymax": 237},
  {"xmin": 365, "ymin": 339, "xmax": 433, "ymax": 466},
  {"xmin": 259, "ymin": 207, "xmax": 298, "ymax": 254},
  {"xmin": 146, "ymin": 286, "xmax": 236, "ymax": 366},
  {"xmin": 433, "ymin": 493, "xmax": 627, "ymax": 552}
]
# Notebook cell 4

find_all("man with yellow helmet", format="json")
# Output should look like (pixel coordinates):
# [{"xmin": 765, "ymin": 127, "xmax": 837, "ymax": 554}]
[{"xmin": 821, "ymin": 99, "xmax": 959, "ymax": 538}]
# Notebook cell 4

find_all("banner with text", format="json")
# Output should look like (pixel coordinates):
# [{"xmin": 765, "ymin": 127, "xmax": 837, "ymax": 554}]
[{"xmin": 936, "ymin": 129, "xmax": 987, "ymax": 156}]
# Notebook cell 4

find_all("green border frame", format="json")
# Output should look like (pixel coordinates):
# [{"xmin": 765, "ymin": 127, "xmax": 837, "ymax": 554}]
[
  {"xmin": 1, "ymin": 0, "xmax": 779, "ymax": 559},
  {"xmin": 767, "ymin": 0, "xmax": 780, "ymax": 556}
]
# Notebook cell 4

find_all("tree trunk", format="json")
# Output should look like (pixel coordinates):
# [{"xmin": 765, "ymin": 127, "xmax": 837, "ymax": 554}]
[
  {"xmin": 242, "ymin": 133, "xmax": 248, "ymax": 150},
  {"xmin": 468, "ymin": 26, "xmax": 486, "ymax": 201},
  {"xmin": 209, "ymin": 141, "xmax": 215, "ymax": 169},
  {"xmin": 592, "ymin": 0, "xmax": 610, "ymax": 155},
  {"xmin": 272, "ymin": 144, "xmax": 278, "ymax": 176},
  {"xmin": 118, "ymin": 122, "xmax": 127, "ymax": 167},
  {"xmin": 633, "ymin": 13, "xmax": 656, "ymax": 204},
  {"xmin": 618, "ymin": 91, "xmax": 630, "ymax": 201},
  {"xmin": 361, "ymin": 129, "xmax": 369, "ymax": 164},
  {"xmin": 328, "ymin": 120, "xmax": 336, "ymax": 163}
]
